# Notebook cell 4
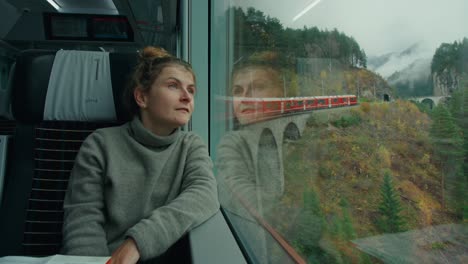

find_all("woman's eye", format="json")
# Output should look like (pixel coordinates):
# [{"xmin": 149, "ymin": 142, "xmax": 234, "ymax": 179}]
[
  {"xmin": 253, "ymin": 83, "xmax": 266, "ymax": 91},
  {"xmin": 232, "ymin": 86, "xmax": 244, "ymax": 96},
  {"xmin": 188, "ymin": 88, "xmax": 196, "ymax": 94}
]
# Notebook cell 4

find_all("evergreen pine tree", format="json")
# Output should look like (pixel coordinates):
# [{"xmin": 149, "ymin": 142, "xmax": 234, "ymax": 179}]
[
  {"xmin": 449, "ymin": 89, "xmax": 463, "ymax": 118},
  {"xmin": 294, "ymin": 189, "xmax": 327, "ymax": 263},
  {"xmin": 430, "ymin": 104, "xmax": 464, "ymax": 210},
  {"xmin": 377, "ymin": 172, "xmax": 406, "ymax": 233},
  {"xmin": 339, "ymin": 198, "xmax": 356, "ymax": 240},
  {"xmin": 452, "ymin": 85, "xmax": 468, "ymax": 219}
]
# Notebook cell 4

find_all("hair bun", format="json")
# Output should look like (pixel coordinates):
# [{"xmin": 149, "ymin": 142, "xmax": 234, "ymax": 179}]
[
  {"xmin": 249, "ymin": 51, "xmax": 278, "ymax": 62},
  {"xmin": 139, "ymin": 46, "xmax": 172, "ymax": 61}
]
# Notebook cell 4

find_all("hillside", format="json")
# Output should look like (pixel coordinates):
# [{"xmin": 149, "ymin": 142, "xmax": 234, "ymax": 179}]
[
  {"xmin": 296, "ymin": 61, "xmax": 392, "ymax": 101},
  {"xmin": 368, "ymin": 43, "xmax": 433, "ymax": 98},
  {"xmin": 431, "ymin": 37, "xmax": 468, "ymax": 96},
  {"xmin": 387, "ymin": 58, "xmax": 433, "ymax": 97},
  {"xmin": 271, "ymin": 101, "xmax": 459, "ymax": 262},
  {"xmin": 368, "ymin": 43, "xmax": 432, "ymax": 79}
]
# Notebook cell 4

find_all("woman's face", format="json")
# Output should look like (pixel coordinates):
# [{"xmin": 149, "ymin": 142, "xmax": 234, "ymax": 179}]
[
  {"xmin": 232, "ymin": 66, "xmax": 283, "ymax": 124},
  {"xmin": 136, "ymin": 65, "xmax": 196, "ymax": 135}
]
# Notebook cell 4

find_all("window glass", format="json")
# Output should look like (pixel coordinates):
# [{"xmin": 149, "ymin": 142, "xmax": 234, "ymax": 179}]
[{"xmin": 211, "ymin": 0, "xmax": 468, "ymax": 263}]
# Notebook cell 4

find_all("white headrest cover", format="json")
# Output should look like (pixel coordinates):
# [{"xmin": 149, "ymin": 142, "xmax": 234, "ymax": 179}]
[{"xmin": 44, "ymin": 50, "xmax": 117, "ymax": 121}]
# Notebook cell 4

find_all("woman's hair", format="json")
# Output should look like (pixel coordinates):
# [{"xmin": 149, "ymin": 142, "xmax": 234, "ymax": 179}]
[
  {"xmin": 231, "ymin": 51, "xmax": 288, "ymax": 97},
  {"xmin": 232, "ymin": 51, "xmax": 282, "ymax": 77},
  {"xmin": 123, "ymin": 46, "xmax": 195, "ymax": 117}
]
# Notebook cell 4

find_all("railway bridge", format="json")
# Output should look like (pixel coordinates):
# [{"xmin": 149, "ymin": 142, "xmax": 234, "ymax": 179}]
[
  {"xmin": 409, "ymin": 96, "xmax": 450, "ymax": 108},
  {"xmin": 240, "ymin": 111, "xmax": 311, "ymax": 176},
  {"xmin": 218, "ymin": 108, "xmax": 343, "ymax": 196}
]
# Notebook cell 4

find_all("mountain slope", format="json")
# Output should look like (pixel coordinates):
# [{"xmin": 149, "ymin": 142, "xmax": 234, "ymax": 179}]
[{"xmin": 368, "ymin": 43, "xmax": 433, "ymax": 97}]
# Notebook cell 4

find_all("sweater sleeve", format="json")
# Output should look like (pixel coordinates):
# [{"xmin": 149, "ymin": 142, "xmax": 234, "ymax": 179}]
[
  {"xmin": 61, "ymin": 131, "xmax": 110, "ymax": 256},
  {"xmin": 126, "ymin": 134, "xmax": 219, "ymax": 260}
]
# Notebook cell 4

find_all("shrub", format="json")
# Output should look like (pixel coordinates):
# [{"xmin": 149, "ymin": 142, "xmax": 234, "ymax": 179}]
[
  {"xmin": 332, "ymin": 114, "xmax": 362, "ymax": 128},
  {"xmin": 360, "ymin": 102, "xmax": 371, "ymax": 113}
]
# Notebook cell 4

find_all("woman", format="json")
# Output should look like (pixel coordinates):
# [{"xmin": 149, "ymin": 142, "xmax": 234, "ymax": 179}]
[
  {"xmin": 231, "ymin": 51, "xmax": 285, "ymax": 125},
  {"xmin": 61, "ymin": 47, "xmax": 219, "ymax": 263},
  {"xmin": 216, "ymin": 51, "xmax": 290, "ymax": 263}
]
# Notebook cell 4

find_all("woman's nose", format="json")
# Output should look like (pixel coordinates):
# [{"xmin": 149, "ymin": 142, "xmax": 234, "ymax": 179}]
[
  {"xmin": 180, "ymin": 88, "xmax": 192, "ymax": 102},
  {"xmin": 244, "ymin": 86, "xmax": 253, "ymax": 97}
]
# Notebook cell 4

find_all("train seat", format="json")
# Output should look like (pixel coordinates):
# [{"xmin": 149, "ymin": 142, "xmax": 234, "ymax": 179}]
[
  {"xmin": 0, "ymin": 58, "xmax": 15, "ymax": 134},
  {"xmin": 0, "ymin": 61, "xmax": 16, "ymax": 207},
  {"xmin": 0, "ymin": 49, "xmax": 137, "ymax": 257}
]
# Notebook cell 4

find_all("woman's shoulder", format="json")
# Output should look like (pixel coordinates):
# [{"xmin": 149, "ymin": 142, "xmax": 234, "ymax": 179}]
[
  {"xmin": 179, "ymin": 131, "xmax": 206, "ymax": 146},
  {"xmin": 218, "ymin": 129, "xmax": 256, "ymax": 145},
  {"xmin": 84, "ymin": 122, "xmax": 129, "ymax": 144},
  {"xmin": 92, "ymin": 122, "xmax": 125, "ymax": 134}
]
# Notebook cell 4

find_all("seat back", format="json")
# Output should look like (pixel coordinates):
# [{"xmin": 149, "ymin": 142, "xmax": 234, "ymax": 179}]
[
  {"xmin": 0, "ymin": 49, "xmax": 137, "ymax": 256},
  {"xmin": 0, "ymin": 57, "xmax": 15, "ymax": 131},
  {"xmin": 0, "ymin": 62, "xmax": 17, "ymax": 203}
]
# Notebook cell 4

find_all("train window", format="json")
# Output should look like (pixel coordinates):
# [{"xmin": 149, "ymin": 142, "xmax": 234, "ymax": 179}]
[
  {"xmin": 211, "ymin": 0, "xmax": 467, "ymax": 263},
  {"xmin": 267, "ymin": 102, "xmax": 276, "ymax": 109}
]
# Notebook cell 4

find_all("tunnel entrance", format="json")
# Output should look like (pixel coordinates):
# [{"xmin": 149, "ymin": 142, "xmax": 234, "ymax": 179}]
[{"xmin": 383, "ymin": 94, "xmax": 390, "ymax": 102}]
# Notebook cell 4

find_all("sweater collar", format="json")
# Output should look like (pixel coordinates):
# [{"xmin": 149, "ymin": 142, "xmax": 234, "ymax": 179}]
[{"xmin": 129, "ymin": 116, "xmax": 180, "ymax": 147}]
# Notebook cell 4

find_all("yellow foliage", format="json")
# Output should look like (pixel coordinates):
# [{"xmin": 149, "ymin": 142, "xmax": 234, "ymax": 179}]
[
  {"xmin": 399, "ymin": 180, "xmax": 441, "ymax": 226},
  {"xmin": 287, "ymin": 70, "xmax": 299, "ymax": 96},
  {"xmin": 420, "ymin": 153, "xmax": 431, "ymax": 164},
  {"xmin": 360, "ymin": 102, "xmax": 371, "ymax": 113},
  {"xmin": 418, "ymin": 199, "xmax": 433, "ymax": 226},
  {"xmin": 377, "ymin": 146, "xmax": 391, "ymax": 168},
  {"xmin": 320, "ymin": 70, "xmax": 327, "ymax": 79}
]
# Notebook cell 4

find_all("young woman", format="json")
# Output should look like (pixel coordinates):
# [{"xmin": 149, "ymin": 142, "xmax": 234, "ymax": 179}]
[
  {"xmin": 231, "ymin": 54, "xmax": 284, "ymax": 125},
  {"xmin": 61, "ymin": 47, "xmax": 219, "ymax": 263},
  {"xmin": 215, "ymin": 51, "xmax": 293, "ymax": 263}
]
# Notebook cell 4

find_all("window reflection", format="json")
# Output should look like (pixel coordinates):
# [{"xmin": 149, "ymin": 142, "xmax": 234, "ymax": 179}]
[
  {"xmin": 217, "ymin": 52, "xmax": 294, "ymax": 263},
  {"xmin": 212, "ymin": 1, "xmax": 468, "ymax": 263},
  {"xmin": 231, "ymin": 52, "xmax": 287, "ymax": 125}
]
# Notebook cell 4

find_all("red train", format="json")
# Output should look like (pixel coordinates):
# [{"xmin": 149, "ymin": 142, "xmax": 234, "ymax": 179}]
[{"xmin": 223, "ymin": 95, "xmax": 358, "ymax": 124}]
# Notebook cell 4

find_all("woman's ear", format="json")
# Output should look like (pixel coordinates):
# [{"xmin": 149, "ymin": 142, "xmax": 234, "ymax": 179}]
[{"xmin": 134, "ymin": 87, "xmax": 148, "ymax": 108}]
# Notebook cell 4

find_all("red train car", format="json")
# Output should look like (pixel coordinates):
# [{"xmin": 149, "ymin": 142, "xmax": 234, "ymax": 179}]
[{"xmin": 221, "ymin": 95, "xmax": 358, "ymax": 124}]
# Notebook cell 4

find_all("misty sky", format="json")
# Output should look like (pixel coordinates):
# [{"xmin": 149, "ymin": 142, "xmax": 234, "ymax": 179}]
[{"xmin": 235, "ymin": 0, "xmax": 468, "ymax": 56}]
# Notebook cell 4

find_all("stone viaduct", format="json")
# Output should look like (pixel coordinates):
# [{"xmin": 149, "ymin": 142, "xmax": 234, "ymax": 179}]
[{"xmin": 409, "ymin": 96, "xmax": 450, "ymax": 108}]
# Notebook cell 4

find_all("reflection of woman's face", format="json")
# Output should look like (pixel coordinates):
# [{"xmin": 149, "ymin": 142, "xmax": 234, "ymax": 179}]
[{"xmin": 232, "ymin": 66, "xmax": 283, "ymax": 124}]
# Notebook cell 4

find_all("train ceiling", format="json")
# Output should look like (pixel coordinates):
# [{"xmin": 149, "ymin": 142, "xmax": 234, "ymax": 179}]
[{"xmin": 6, "ymin": 0, "xmax": 118, "ymax": 14}]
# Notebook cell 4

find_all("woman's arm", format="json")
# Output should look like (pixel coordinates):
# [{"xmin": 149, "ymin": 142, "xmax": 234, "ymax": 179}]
[
  {"xmin": 125, "ymin": 134, "xmax": 219, "ymax": 260},
  {"xmin": 216, "ymin": 132, "xmax": 259, "ymax": 216},
  {"xmin": 61, "ymin": 132, "xmax": 110, "ymax": 256}
]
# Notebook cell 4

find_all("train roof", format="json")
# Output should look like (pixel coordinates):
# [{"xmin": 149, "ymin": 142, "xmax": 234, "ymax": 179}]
[{"xmin": 216, "ymin": 95, "xmax": 357, "ymax": 101}]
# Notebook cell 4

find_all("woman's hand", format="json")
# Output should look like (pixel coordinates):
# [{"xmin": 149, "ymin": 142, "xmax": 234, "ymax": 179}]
[{"xmin": 108, "ymin": 237, "xmax": 140, "ymax": 264}]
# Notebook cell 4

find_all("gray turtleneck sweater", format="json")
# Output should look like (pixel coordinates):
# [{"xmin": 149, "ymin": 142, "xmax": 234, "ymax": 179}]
[{"xmin": 61, "ymin": 117, "xmax": 219, "ymax": 260}]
